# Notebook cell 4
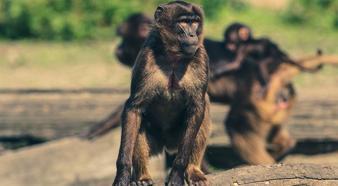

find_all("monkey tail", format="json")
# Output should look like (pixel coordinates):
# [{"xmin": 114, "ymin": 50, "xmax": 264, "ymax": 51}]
[{"xmin": 79, "ymin": 104, "xmax": 124, "ymax": 140}]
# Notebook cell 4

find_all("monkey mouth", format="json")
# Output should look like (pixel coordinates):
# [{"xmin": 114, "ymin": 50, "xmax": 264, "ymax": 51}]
[{"xmin": 181, "ymin": 44, "xmax": 198, "ymax": 56}]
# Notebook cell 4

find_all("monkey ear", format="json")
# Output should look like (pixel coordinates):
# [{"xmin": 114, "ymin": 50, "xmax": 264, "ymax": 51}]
[{"xmin": 154, "ymin": 5, "xmax": 165, "ymax": 23}]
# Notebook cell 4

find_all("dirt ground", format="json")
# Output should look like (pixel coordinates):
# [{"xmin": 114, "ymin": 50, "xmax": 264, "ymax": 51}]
[
  {"xmin": 0, "ymin": 86, "xmax": 337, "ymax": 186},
  {"xmin": 0, "ymin": 87, "xmax": 337, "ymax": 140}
]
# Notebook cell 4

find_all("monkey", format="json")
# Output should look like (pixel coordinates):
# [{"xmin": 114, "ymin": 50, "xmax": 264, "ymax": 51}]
[
  {"xmin": 224, "ymin": 22, "xmax": 253, "ymax": 52},
  {"xmin": 115, "ymin": 13, "xmax": 153, "ymax": 67},
  {"xmin": 113, "ymin": 1, "xmax": 211, "ymax": 186},
  {"xmin": 212, "ymin": 38, "xmax": 322, "ymax": 82},
  {"xmin": 225, "ymin": 60, "xmax": 298, "ymax": 165},
  {"xmin": 208, "ymin": 24, "xmax": 328, "ymax": 165},
  {"xmin": 225, "ymin": 51, "xmax": 338, "ymax": 165},
  {"xmin": 212, "ymin": 22, "xmax": 322, "ymax": 81},
  {"xmin": 209, "ymin": 23, "xmax": 321, "ymax": 113},
  {"xmin": 205, "ymin": 22, "xmax": 326, "ymax": 165}
]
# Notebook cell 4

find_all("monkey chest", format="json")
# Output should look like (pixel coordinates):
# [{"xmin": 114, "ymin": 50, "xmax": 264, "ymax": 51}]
[
  {"xmin": 144, "ymin": 74, "xmax": 194, "ymax": 129},
  {"xmin": 149, "ymin": 64, "xmax": 201, "ymax": 94},
  {"xmin": 145, "ymin": 96, "xmax": 186, "ymax": 131}
]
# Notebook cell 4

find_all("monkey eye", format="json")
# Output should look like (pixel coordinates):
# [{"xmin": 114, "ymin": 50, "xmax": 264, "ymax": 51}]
[
  {"xmin": 178, "ymin": 19, "xmax": 189, "ymax": 23},
  {"xmin": 193, "ymin": 17, "xmax": 200, "ymax": 23},
  {"xmin": 192, "ymin": 22, "xmax": 198, "ymax": 27},
  {"xmin": 178, "ymin": 22, "xmax": 188, "ymax": 27}
]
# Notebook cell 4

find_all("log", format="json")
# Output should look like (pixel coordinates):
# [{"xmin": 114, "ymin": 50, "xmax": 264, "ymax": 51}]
[{"xmin": 208, "ymin": 164, "xmax": 338, "ymax": 186}]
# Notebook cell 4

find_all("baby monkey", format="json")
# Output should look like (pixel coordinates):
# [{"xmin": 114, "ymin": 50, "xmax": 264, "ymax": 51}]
[{"xmin": 213, "ymin": 22, "xmax": 321, "ymax": 81}]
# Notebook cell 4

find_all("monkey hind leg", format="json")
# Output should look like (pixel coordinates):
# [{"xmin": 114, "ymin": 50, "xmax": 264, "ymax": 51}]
[
  {"xmin": 231, "ymin": 132, "xmax": 275, "ymax": 165},
  {"xmin": 268, "ymin": 126, "xmax": 296, "ymax": 161},
  {"xmin": 185, "ymin": 112, "xmax": 211, "ymax": 186},
  {"xmin": 132, "ymin": 128, "xmax": 163, "ymax": 186}
]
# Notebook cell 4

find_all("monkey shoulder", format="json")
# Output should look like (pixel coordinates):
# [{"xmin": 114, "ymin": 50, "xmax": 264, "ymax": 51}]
[
  {"xmin": 127, "ymin": 42, "xmax": 208, "ymax": 106},
  {"xmin": 128, "ymin": 47, "xmax": 160, "ymax": 102}
]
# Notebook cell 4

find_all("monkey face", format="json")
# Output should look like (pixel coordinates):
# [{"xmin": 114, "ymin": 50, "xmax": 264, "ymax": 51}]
[
  {"xmin": 224, "ymin": 22, "xmax": 252, "ymax": 51},
  {"xmin": 175, "ymin": 14, "xmax": 201, "ymax": 56},
  {"xmin": 154, "ymin": 1, "xmax": 204, "ymax": 57},
  {"xmin": 116, "ymin": 13, "xmax": 152, "ymax": 40},
  {"xmin": 238, "ymin": 27, "xmax": 252, "ymax": 42}
]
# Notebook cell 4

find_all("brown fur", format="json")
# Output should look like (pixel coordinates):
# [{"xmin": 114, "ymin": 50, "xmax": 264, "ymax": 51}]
[
  {"xmin": 212, "ymin": 38, "xmax": 322, "ymax": 82},
  {"xmin": 113, "ymin": 2, "xmax": 211, "ymax": 186},
  {"xmin": 226, "ymin": 52, "xmax": 338, "ymax": 165}
]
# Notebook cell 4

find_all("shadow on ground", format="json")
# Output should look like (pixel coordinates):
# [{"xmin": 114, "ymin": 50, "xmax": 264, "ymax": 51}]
[
  {"xmin": 0, "ymin": 135, "xmax": 47, "ymax": 150},
  {"xmin": 205, "ymin": 139, "xmax": 338, "ymax": 169}
]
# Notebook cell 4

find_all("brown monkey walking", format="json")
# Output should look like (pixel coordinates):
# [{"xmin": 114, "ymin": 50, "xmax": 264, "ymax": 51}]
[{"xmin": 113, "ymin": 1, "xmax": 210, "ymax": 186}]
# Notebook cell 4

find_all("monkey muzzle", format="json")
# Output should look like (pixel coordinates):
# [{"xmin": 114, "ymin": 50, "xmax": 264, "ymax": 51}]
[
  {"xmin": 181, "ymin": 43, "xmax": 198, "ymax": 56},
  {"xmin": 180, "ymin": 38, "xmax": 199, "ymax": 57}
]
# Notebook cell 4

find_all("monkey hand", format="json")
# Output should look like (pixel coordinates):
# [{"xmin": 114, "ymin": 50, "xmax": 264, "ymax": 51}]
[
  {"xmin": 166, "ymin": 169, "xmax": 185, "ymax": 186},
  {"xmin": 112, "ymin": 169, "xmax": 131, "ymax": 186}
]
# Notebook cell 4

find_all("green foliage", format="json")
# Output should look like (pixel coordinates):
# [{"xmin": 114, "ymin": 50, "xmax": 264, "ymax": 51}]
[
  {"xmin": 282, "ymin": 0, "xmax": 338, "ymax": 28},
  {"xmin": 0, "ymin": 0, "xmax": 337, "ymax": 40},
  {"xmin": 281, "ymin": 0, "xmax": 307, "ymax": 24},
  {"xmin": 0, "ymin": 0, "xmax": 141, "ymax": 40},
  {"xmin": 202, "ymin": 0, "xmax": 227, "ymax": 19},
  {"xmin": 0, "ymin": 0, "xmax": 248, "ymax": 40},
  {"xmin": 202, "ymin": 0, "xmax": 248, "ymax": 20}
]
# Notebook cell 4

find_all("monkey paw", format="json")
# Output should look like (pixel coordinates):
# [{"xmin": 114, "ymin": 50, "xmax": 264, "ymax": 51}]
[
  {"xmin": 186, "ymin": 167, "xmax": 208, "ymax": 186},
  {"xmin": 131, "ymin": 179, "xmax": 154, "ymax": 186},
  {"xmin": 112, "ymin": 171, "xmax": 131, "ymax": 186},
  {"xmin": 166, "ymin": 170, "xmax": 185, "ymax": 186}
]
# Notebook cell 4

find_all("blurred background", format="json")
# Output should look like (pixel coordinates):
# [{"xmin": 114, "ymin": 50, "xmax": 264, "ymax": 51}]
[
  {"xmin": 0, "ymin": 0, "xmax": 337, "ymax": 186},
  {"xmin": 1, "ymin": 0, "xmax": 338, "ymax": 89}
]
